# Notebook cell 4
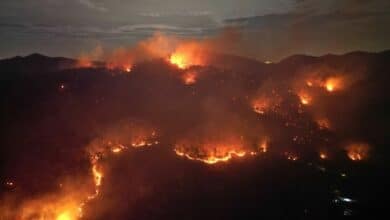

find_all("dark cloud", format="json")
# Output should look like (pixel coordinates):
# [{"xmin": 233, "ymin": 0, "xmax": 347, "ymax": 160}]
[{"xmin": 0, "ymin": 0, "xmax": 389, "ymax": 59}]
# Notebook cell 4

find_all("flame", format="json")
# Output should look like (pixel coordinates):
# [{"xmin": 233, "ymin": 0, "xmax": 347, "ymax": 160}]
[
  {"xmin": 92, "ymin": 164, "xmax": 102, "ymax": 187},
  {"xmin": 57, "ymin": 211, "xmax": 74, "ymax": 220},
  {"xmin": 346, "ymin": 143, "xmax": 369, "ymax": 161},
  {"xmin": 316, "ymin": 118, "xmax": 331, "ymax": 129},
  {"xmin": 319, "ymin": 151, "xmax": 328, "ymax": 159},
  {"xmin": 182, "ymin": 71, "xmax": 197, "ymax": 85},
  {"xmin": 324, "ymin": 76, "xmax": 344, "ymax": 92},
  {"xmin": 14, "ymin": 194, "xmax": 84, "ymax": 220},
  {"xmin": 306, "ymin": 81, "xmax": 313, "ymax": 87},
  {"xmin": 124, "ymin": 65, "xmax": 132, "ymax": 73},
  {"xmin": 77, "ymin": 55, "xmax": 93, "ymax": 68},
  {"xmin": 169, "ymin": 53, "xmax": 188, "ymax": 69},
  {"xmin": 252, "ymin": 96, "xmax": 281, "ymax": 115},
  {"xmin": 169, "ymin": 42, "xmax": 206, "ymax": 69},
  {"xmin": 258, "ymin": 139, "xmax": 269, "ymax": 153},
  {"xmin": 173, "ymin": 134, "xmax": 266, "ymax": 165},
  {"xmin": 298, "ymin": 91, "xmax": 312, "ymax": 105},
  {"xmin": 252, "ymin": 98, "xmax": 270, "ymax": 114},
  {"xmin": 174, "ymin": 148, "xmax": 248, "ymax": 164},
  {"xmin": 284, "ymin": 152, "xmax": 299, "ymax": 161}
]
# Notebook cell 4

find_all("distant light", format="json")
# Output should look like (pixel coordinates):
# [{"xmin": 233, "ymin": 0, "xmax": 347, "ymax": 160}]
[
  {"xmin": 265, "ymin": 60, "xmax": 273, "ymax": 64},
  {"xmin": 59, "ymin": 83, "xmax": 65, "ymax": 90},
  {"xmin": 337, "ymin": 196, "xmax": 356, "ymax": 203}
]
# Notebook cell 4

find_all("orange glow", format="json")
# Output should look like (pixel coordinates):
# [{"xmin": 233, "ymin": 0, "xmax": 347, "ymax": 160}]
[
  {"xmin": 124, "ymin": 65, "xmax": 132, "ymax": 73},
  {"xmin": 92, "ymin": 164, "xmax": 102, "ymax": 187},
  {"xmin": 169, "ymin": 42, "xmax": 206, "ymax": 69},
  {"xmin": 319, "ymin": 151, "xmax": 328, "ymax": 159},
  {"xmin": 252, "ymin": 98, "xmax": 270, "ymax": 114},
  {"xmin": 174, "ymin": 137, "xmax": 253, "ymax": 165},
  {"xmin": 324, "ymin": 76, "xmax": 344, "ymax": 92},
  {"xmin": 252, "ymin": 96, "xmax": 281, "ymax": 115},
  {"xmin": 174, "ymin": 148, "xmax": 247, "ymax": 164},
  {"xmin": 284, "ymin": 152, "xmax": 299, "ymax": 161},
  {"xmin": 111, "ymin": 145, "xmax": 124, "ymax": 153},
  {"xmin": 77, "ymin": 55, "xmax": 93, "ymax": 68},
  {"xmin": 258, "ymin": 139, "xmax": 269, "ymax": 153},
  {"xmin": 170, "ymin": 53, "xmax": 188, "ymax": 69},
  {"xmin": 316, "ymin": 118, "xmax": 331, "ymax": 130},
  {"xmin": 14, "ymin": 193, "xmax": 84, "ymax": 220},
  {"xmin": 182, "ymin": 71, "xmax": 197, "ymax": 85},
  {"xmin": 346, "ymin": 143, "xmax": 369, "ymax": 161},
  {"xmin": 57, "ymin": 211, "xmax": 73, "ymax": 220},
  {"xmin": 298, "ymin": 91, "xmax": 312, "ymax": 105}
]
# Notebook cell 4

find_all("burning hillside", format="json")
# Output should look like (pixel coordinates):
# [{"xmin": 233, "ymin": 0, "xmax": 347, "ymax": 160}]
[{"xmin": 0, "ymin": 35, "xmax": 389, "ymax": 219}]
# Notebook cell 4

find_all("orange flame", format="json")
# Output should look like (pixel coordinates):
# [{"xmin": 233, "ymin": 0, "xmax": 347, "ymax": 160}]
[
  {"xmin": 346, "ymin": 143, "xmax": 369, "ymax": 161},
  {"xmin": 182, "ymin": 71, "xmax": 197, "ymax": 85},
  {"xmin": 284, "ymin": 152, "xmax": 299, "ymax": 161},
  {"xmin": 298, "ymin": 91, "xmax": 312, "ymax": 105},
  {"xmin": 316, "ymin": 118, "xmax": 331, "ymax": 130},
  {"xmin": 169, "ymin": 42, "xmax": 206, "ymax": 69},
  {"xmin": 324, "ymin": 76, "xmax": 344, "ymax": 92},
  {"xmin": 252, "ymin": 96, "xmax": 281, "ymax": 114},
  {"xmin": 319, "ymin": 151, "xmax": 328, "ymax": 159},
  {"xmin": 174, "ymin": 148, "xmax": 248, "ymax": 164}
]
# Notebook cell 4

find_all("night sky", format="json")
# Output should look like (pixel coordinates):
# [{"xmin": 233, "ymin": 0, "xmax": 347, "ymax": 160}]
[{"xmin": 0, "ymin": 0, "xmax": 389, "ymax": 60}]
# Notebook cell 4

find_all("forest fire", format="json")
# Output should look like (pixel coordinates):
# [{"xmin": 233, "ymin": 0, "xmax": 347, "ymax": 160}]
[
  {"xmin": 316, "ymin": 118, "xmax": 331, "ymax": 130},
  {"xmin": 252, "ymin": 95, "xmax": 281, "ymax": 115},
  {"xmin": 319, "ymin": 151, "xmax": 328, "ymax": 159},
  {"xmin": 182, "ymin": 71, "xmax": 197, "ymax": 85},
  {"xmin": 174, "ymin": 147, "xmax": 249, "ymax": 164},
  {"xmin": 252, "ymin": 98, "xmax": 270, "ymax": 114},
  {"xmin": 324, "ymin": 76, "xmax": 344, "ymax": 92},
  {"xmin": 169, "ymin": 53, "xmax": 188, "ymax": 69},
  {"xmin": 298, "ymin": 91, "xmax": 312, "ymax": 105},
  {"xmin": 168, "ymin": 42, "xmax": 206, "ymax": 69},
  {"xmin": 346, "ymin": 143, "xmax": 370, "ymax": 161},
  {"xmin": 174, "ymin": 136, "xmax": 256, "ymax": 165},
  {"xmin": 1, "ymin": 28, "xmax": 385, "ymax": 220},
  {"xmin": 285, "ymin": 152, "xmax": 299, "ymax": 161}
]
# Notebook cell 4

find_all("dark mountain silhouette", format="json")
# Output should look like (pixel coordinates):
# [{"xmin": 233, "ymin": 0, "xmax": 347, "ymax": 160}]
[{"xmin": 0, "ymin": 53, "xmax": 76, "ymax": 78}]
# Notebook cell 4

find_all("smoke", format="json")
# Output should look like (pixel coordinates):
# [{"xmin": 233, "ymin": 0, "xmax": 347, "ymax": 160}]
[{"xmin": 2, "ymin": 30, "xmax": 388, "ymax": 219}]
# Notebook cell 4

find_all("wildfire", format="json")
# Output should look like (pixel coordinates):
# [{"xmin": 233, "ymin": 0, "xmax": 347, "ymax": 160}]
[
  {"xmin": 298, "ymin": 91, "xmax": 312, "ymax": 105},
  {"xmin": 285, "ymin": 152, "xmax": 299, "ymax": 161},
  {"xmin": 319, "ymin": 151, "xmax": 328, "ymax": 159},
  {"xmin": 168, "ymin": 42, "xmax": 206, "ymax": 69},
  {"xmin": 316, "ymin": 118, "xmax": 331, "ymax": 130},
  {"xmin": 92, "ymin": 164, "xmax": 102, "ymax": 187},
  {"xmin": 57, "ymin": 211, "xmax": 74, "ymax": 220},
  {"xmin": 258, "ymin": 139, "xmax": 269, "ymax": 153},
  {"xmin": 182, "ymin": 71, "xmax": 197, "ymax": 85},
  {"xmin": 12, "ymin": 192, "xmax": 85, "ymax": 220},
  {"xmin": 174, "ymin": 148, "xmax": 248, "ymax": 164},
  {"xmin": 324, "ymin": 76, "xmax": 344, "ymax": 92},
  {"xmin": 346, "ymin": 143, "xmax": 370, "ymax": 161},
  {"xmin": 169, "ymin": 53, "xmax": 188, "ymax": 69},
  {"xmin": 252, "ymin": 98, "xmax": 270, "ymax": 114},
  {"xmin": 77, "ymin": 55, "xmax": 93, "ymax": 68},
  {"xmin": 252, "ymin": 96, "xmax": 281, "ymax": 115},
  {"xmin": 124, "ymin": 65, "xmax": 132, "ymax": 73}
]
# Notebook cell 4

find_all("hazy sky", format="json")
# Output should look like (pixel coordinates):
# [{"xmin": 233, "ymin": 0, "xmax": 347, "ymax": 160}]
[{"xmin": 1, "ymin": 0, "xmax": 389, "ymax": 60}]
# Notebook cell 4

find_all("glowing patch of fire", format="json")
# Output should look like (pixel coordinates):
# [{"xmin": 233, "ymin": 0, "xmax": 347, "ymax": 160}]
[
  {"xmin": 174, "ymin": 148, "xmax": 249, "ymax": 164},
  {"xmin": 346, "ymin": 143, "xmax": 369, "ymax": 161}
]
